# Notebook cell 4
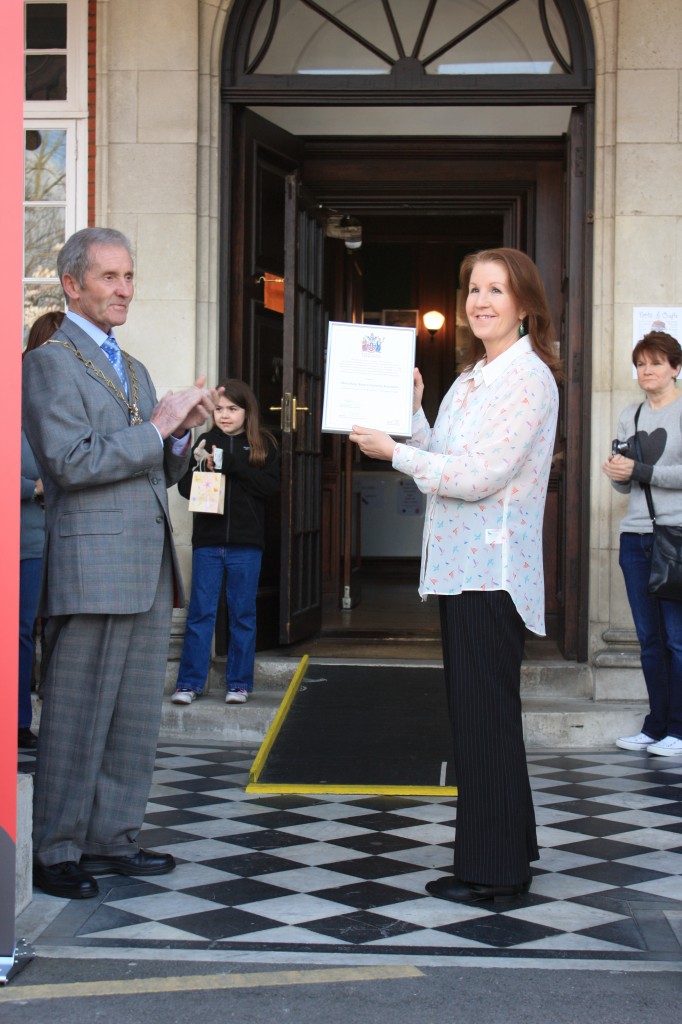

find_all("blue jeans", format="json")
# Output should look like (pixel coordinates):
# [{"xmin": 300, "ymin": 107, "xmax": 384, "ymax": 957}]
[
  {"xmin": 619, "ymin": 532, "xmax": 682, "ymax": 740},
  {"xmin": 19, "ymin": 557, "xmax": 42, "ymax": 729},
  {"xmin": 176, "ymin": 545, "xmax": 262, "ymax": 693}
]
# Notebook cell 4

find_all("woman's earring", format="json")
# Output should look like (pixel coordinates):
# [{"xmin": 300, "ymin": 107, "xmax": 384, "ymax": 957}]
[{"xmin": 518, "ymin": 319, "xmax": 526, "ymax": 337}]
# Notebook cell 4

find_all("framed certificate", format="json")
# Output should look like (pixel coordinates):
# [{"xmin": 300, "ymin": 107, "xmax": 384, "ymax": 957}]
[{"xmin": 321, "ymin": 321, "xmax": 416, "ymax": 437}]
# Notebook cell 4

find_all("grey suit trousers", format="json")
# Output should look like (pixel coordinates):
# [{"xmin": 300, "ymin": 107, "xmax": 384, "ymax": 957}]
[
  {"xmin": 33, "ymin": 544, "xmax": 174, "ymax": 866},
  {"xmin": 439, "ymin": 590, "xmax": 539, "ymax": 887}
]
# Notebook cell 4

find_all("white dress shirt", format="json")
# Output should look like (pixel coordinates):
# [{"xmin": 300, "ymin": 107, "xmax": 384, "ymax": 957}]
[{"xmin": 392, "ymin": 337, "xmax": 558, "ymax": 635}]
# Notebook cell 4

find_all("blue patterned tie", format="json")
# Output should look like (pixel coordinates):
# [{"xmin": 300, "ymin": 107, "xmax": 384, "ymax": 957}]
[{"xmin": 101, "ymin": 335, "xmax": 128, "ymax": 396}]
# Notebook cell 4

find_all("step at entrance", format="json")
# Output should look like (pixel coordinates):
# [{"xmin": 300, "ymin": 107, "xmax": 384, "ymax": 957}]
[{"xmin": 158, "ymin": 653, "xmax": 648, "ymax": 752}]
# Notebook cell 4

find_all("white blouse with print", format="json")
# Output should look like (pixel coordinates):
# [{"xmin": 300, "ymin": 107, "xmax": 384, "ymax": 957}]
[{"xmin": 392, "ymin": 337, "xmax": 559, "ymax": 635}]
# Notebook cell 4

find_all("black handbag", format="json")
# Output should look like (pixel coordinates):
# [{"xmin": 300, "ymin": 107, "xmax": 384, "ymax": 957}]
[{"xmin": 633, "ymin": 404, "xmax": 682, "ymax": 601}]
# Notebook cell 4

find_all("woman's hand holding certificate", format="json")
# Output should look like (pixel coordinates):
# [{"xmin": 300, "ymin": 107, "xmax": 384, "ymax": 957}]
[{"xmin": 348, "ymin": 425, "xmax": 397, "ymax": 461}]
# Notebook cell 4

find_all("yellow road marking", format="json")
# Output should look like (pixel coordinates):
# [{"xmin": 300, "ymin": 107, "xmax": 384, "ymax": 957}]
[{"xmin": 0, "ymin": 965, "xmax": 423, "ymax": 1002}]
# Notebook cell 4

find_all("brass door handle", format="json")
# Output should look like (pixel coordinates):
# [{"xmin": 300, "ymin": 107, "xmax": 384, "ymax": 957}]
[
  {"xmin": 292, "ymin": 398, "xmax": 309, "ymax": 428},
  {"xmin": 268, "ymin": 393, "xmax": 307, "ymax": 430},
  {"xmin": 270, "ymin": 393, "xmax": 309, "ymax": 432}
]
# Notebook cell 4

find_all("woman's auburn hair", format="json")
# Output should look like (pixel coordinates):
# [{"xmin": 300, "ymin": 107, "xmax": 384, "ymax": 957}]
[
  {"xmin": 23, "ymin": 309, "xmax": 65, "ymax": 358},
  {"xmin": 459, "ymin": 247, "xmax": 563, "ymax": 382},
  {"xmin": 632, "ymin": 330, "xmax": 682, "ymax": 371},
  {"xmin": 217, "ymin": 378, "xmax": 277, "ymax": 467}
]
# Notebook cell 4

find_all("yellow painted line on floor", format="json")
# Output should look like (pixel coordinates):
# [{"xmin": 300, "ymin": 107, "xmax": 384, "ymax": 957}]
[
  {"xmin": 246, "ymin": 782, "xmax": 457, "ymax": 796},
  {"xmin": 245, "ymin": 653, "xmax": 457, "ymax": 797},
  {"xmin": 248, "ymin": 654, "xmax": 309, "ymax": 784},
  {"xmin": 0, "ymin": 965, "xmax": 423, "ymax": 1002}
]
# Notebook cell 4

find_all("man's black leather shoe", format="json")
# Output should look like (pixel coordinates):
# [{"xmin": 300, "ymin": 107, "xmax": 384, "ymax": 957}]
[
  {"xmin": 33, "ymin": 861, "xmax": 99, "ymax": 899},
  {"xmin": 80, "ymin": 849, "xmax": 176, "ymax": 876},
  {"xmin": 426, "ymin": 875, "xmax": 531, "ymax": 904}
]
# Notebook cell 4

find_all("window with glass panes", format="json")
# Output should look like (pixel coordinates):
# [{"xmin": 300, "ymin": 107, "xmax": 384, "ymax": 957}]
[{"xmin": 23, "ymin": 1, "xmax": 87, "ymax": 343}]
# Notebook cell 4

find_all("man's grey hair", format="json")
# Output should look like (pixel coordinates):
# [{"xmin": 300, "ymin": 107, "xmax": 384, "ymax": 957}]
[{"xmin": 57, "ymin": 227, "xmax": 134, "ymax": 294}]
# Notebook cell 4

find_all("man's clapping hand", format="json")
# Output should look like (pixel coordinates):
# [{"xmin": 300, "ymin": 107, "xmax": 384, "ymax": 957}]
[{"xmin": 150, "ymin": 376, "xmax": 222, "ymax": 438}]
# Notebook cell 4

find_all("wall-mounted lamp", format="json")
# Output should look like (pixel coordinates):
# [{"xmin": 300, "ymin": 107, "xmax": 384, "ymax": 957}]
[
  {"xmin": 423, "ymin": 310, "xmax": 445, "ymax": 340},
  {"xmin": 340, "ymin": 216, "xmax": 362, "ymax": 251},
  {"xmin": 325, "ymin": 213, "xmax": 362, "ymax": 250}
]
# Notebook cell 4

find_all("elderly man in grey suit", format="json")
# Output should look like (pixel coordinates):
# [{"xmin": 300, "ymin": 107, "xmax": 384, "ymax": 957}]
[{"xmin": 23, "ymin": 227, "xmax": 218, "ymax": 899}]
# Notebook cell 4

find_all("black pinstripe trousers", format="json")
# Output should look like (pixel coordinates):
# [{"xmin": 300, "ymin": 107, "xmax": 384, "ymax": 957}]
[{"xmin": 439, "ymin": 590, "xmax": 539, "ymax": 887}]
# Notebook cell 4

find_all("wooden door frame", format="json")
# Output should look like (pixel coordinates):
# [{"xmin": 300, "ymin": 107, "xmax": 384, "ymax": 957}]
[
  {"xmin": 221, "ymin": 123, "xmax": 593, "ymax": 659},
  {"xmin": 301, "ymin": 131, "xmax": 591, "ymax": 659}
]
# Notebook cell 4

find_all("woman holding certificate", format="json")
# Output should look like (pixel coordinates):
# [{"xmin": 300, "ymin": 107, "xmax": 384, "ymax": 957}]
[{"xmin": 350, "ymin": 248, "xmax": 560, "ymax": 905}]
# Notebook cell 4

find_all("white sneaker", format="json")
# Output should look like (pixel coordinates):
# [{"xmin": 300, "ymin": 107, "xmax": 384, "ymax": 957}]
[
  {"xmin": 172, "ymin": 689, "xmax": 197, "ymax": 705},
  {"xmin": 646, "ymin": 735, "xmax": 682, "ymax": 756},
  {"xmin": 225, "ymin": 689, "xmax": 248, "ymax": 704},
  {"xmin": 615, "ymin": 732, "xmax": 654, "ymax": 751}
]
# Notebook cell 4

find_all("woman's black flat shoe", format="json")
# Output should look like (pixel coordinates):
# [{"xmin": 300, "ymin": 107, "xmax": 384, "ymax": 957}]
[{"xmin": 426, "ymin": 875, "xmax": 531, "ymax": 904}]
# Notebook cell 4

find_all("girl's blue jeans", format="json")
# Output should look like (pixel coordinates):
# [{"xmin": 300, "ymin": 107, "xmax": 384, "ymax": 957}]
[
  {"xmin": 619, "ymin": 532, "xmax": 682, "ymax": 740},
  {"xmin": 176, "ymin": 544, "xmax": 262, "ymax": 693}
]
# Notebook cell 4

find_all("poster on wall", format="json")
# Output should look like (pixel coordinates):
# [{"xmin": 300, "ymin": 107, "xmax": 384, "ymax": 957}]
[
  {"xmin": 322, "ymin": 321, "xmax": 416, "ymax": 437},
  {"xmin": 632, "ymin": 307, "xmax": 682, "ymax": 378}
]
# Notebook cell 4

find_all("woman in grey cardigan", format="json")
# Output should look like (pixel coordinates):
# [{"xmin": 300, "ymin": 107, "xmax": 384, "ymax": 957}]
[
  {"xmin": 19, "ymin": 310, "xmax": 63, "ymax": 748},
  {"xmin": 603, "ymin": 330, "xmax": 682, "ymax": 756}
]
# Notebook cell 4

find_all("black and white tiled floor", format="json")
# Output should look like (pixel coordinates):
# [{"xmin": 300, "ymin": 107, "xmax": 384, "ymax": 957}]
[{"xmin": 18, "ymin": 745, "xmax": 682, "ymax": 968}]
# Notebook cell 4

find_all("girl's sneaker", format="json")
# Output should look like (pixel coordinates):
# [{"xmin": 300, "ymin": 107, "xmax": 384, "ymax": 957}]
[
  {"xmin": 225, "ymin": 689, "xmax": 248, "ymax": 704},
  {"xmin": 646, "ymin": 736, "xmax": 682, "ymax": 756},
  {"xmin": 172, "ymin": 689, "xmax": 197, "ymax": 705},
  {"xmin": 615, "ymin": 732, "xmax": 653, "ymax": 751}
]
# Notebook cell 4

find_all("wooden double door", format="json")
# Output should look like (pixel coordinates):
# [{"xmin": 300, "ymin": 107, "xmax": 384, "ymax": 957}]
[{"xmin": 221, "ymin": 109, "xmax": 592, "ymax": 660}]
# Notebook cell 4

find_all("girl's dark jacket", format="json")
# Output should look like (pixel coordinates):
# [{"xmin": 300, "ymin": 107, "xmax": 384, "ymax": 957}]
[{"xmin": 177, "ymin": 426, "xmax": 280, "ymax": 550}]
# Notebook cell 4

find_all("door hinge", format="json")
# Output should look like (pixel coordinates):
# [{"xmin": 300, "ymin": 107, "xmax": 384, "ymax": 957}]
[{"xmin": 270, "ymin": 392, "xmax": 293, "ymax": 432}]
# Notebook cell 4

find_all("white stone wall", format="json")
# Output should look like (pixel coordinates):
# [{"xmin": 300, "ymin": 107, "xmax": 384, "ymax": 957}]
[
  {"xmin": 97, "ymin": 0, "xmax": 231, "ymax": 597},
  {"xmin": 588, "ymin": 0, "xmax": 682, "ymax": 659}
]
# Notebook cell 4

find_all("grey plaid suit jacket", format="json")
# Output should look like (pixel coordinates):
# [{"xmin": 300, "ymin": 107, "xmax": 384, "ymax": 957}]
[{"xmin": 22, "ymin": 317, "xmax": 189, "ymax": 617}]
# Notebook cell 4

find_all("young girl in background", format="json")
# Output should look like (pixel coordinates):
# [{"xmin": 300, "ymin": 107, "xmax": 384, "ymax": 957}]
[{"xmin": 172, "ymin": 380, "xmax": 279, "ymax": 705}]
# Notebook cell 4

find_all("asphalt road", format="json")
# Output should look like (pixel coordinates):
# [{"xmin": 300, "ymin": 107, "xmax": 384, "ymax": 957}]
[{"xmin": 0, "ymin": 957, "xmax": 680, "ymax": 1024}]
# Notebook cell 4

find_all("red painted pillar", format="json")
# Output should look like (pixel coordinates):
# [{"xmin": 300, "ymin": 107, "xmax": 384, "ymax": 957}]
[{"xmin": 0, "ymin": 0, "xmax": 26, "ymax": 984}]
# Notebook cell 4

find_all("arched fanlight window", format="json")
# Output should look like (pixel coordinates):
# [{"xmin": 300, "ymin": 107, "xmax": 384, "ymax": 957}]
[{"xmin": 224, "ymin": 0, "xmax": 594, "ymax": 103}]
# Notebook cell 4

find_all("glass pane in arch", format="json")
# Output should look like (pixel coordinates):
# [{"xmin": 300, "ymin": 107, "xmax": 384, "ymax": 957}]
[
  {"xmin": 245, "ymin": 0, "xmax": 574, "ymax": 78},
  {"xmin": 421, "ymin": 0, "xmax": 571, "ymax": 75},
  {"xmin": 249, "ymin": 0, "xmax": 397, "ymax": 74},
  {"xmin": 311, "ymin": 0, "xmax": 404, "ymax": 52}
]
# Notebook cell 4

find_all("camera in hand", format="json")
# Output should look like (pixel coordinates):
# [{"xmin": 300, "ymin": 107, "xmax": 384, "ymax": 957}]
[{"xmin": 611, "ymin": 439, "xmax": 630, "ymax": 457}]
